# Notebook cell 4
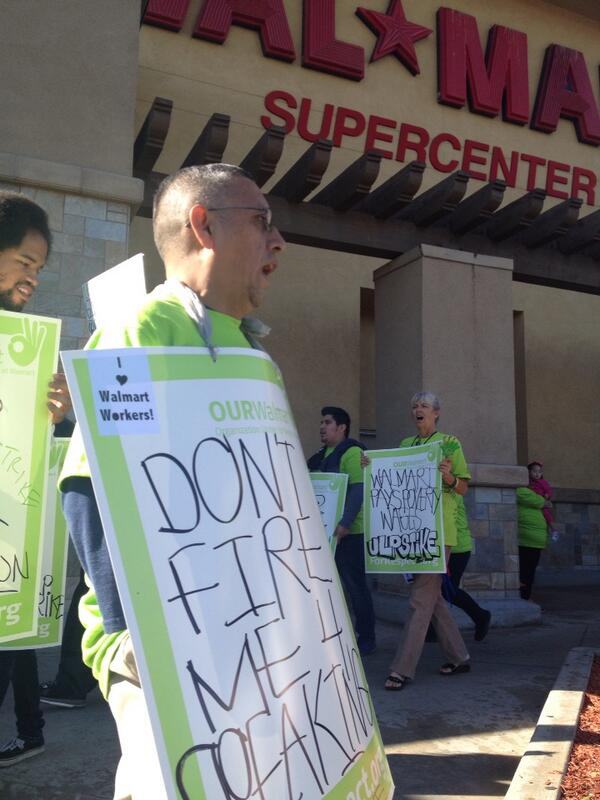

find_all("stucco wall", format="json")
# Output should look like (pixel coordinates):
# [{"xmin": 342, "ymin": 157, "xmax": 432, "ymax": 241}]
[
  {"xmin": 0, "ymin": 0, "xmax": 139, "ymax": 175},
  {"xmin": 512, "ymin": 282, "xmax": 600, "ymax": 489}
]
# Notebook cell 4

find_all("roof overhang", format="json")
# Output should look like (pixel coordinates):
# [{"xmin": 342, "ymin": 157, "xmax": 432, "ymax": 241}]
[
  {"xmin": 134, "ymin": 97, "xmax": 600, "ymax": 295},
  {"xmin": 542, "ymin": 0, "xmax": 600, "ymax": 23}
]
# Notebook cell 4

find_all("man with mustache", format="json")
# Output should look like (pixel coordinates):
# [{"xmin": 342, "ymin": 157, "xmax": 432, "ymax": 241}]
[
  {"xmin": 59, "ymin": 164, "xmax": 285, "ymax": 799},
  {"xmin": 0, "ymin": 192, "xmax": 71, "ymax": 766}
]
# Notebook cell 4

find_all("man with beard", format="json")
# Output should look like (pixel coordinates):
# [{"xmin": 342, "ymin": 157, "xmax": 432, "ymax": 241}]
[{"xmin": 0, "ymin": 192, "xmax": 71, "ymax": 765}]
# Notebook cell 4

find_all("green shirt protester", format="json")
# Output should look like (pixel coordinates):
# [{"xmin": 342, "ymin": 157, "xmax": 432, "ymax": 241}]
[{"xmin": 307, "ymin": 406, "xmax": 376, "ymax": 656}]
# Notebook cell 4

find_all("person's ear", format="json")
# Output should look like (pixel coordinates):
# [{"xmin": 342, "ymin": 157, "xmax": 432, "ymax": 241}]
[{"xmin": 188, "ymin": 204, "xmax": 213, "ymax": 248}]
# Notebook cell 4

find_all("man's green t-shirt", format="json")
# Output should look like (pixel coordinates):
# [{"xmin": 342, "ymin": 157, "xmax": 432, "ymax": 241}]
[
  {"xmin": 324, "ymin": 444, "xmax": 364, "ymax": 534},
  {"xmin": 61, "ymin": 289, "xmax": 253, "ymax": 697},
  {"xmin": 399, "ymin": 431, "xmax": 471, "ymax": 549}
]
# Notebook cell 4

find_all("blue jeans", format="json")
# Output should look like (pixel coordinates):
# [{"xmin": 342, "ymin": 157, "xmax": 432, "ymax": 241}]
[{"xmin": 334, "ymin": 534, "xmax": 375, "ymax": 647}]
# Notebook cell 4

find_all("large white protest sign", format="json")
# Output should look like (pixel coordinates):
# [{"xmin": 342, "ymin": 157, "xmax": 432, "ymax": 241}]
[
  {"xmin": 0, "ymin": 310, "xmax": 61, "ymax": 642},
  {"xmin": 364, "ymin": 444, "xmax": 445, "ymax": 574},
  {"xmin": 309, "ymin": 472, "xmax": 348, "ymax": 550},
  {"xmin": 82, "ymin": 253, "xmax": 147, "ymax": 334},
  {"xmin": 63, "ymin": 346, "xmax": 394, "ymax": 800}
]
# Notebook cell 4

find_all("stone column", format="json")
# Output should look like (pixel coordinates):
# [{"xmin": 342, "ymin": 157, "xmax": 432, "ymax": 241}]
[{"xmin": 373, "ymin": 245, "xmax": 534, "ymax": 628}]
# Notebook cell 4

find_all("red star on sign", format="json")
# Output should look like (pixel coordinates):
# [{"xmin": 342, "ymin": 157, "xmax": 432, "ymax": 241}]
[{"xmin": 356, "ymin": 0, "xmax": 433, "ymax": 75}]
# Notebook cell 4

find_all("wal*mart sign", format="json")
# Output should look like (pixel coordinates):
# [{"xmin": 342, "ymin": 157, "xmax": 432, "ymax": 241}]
[
  {"xmin": 145, "ymin": 1, "xmax": 600, "ymax": 146},
  {"xmin": 63, "ymin": 346, "xmax": 394, "ymax": 800}
]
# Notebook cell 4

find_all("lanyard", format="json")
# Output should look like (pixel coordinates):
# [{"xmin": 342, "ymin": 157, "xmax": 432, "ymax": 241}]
[
  {"xmin": 157, "ymin": 279, "xmax": 270, "ymax": 361},
  {"xmin": 410, "ymin": 430, "xmax": 437, "ymax": 447}
]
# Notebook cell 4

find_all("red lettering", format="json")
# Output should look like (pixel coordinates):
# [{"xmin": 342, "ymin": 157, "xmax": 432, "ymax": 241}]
[
  {"xmin": 521, "ymin": 153, "xmax": 547, "ymax": 190},
  {"xmin": 396, "ymin": 123, "xmax": 429, "ymax": 162},
  {"xmin": 532, "ymin": 45, "xmax": 600, "ymax": 145},
  {"xmin": 194, "ymin": 0, "xmax": 295, "ymax": 62},
  {"xmin": 429, "ymin": 132, "xmax": 461, "ymax": 172},
  {"xmin": 143, "ymin": 0, "xmax": 191, "ymax": 31},
  {"xmin": 332, "ymin": 107, "xmax": 366, "ymax": 147},
  {"xmin": 257, "ymin": 86, "xmax": 596, "ymax": 203},
  {"xmin": 489, "ymin": 147, "xmax": 519, "ymax": 186},
  {"xmin": 355, "ymin": 1, "xmax": 432, "ymax": 76},
  {"xmin": 545, "ymin": 160, "xmax": 570, "ymax": 200},
  {"xmin": 571, "ymin": 167, "xmax": 596, "ymax": 205},
  {"xmin": 437, "ymin": 8, "xmax": 529, "ymax": 124},
  {"xmin": 364, "ymin": 115, "xmax": 396, "ymax": 159},
  {"xmin": 303, "ymin": 0, "xmax": 364, "ymax": 81},
  {"xmin": 297, "ymin": 98, "xmax": 335, "ymax": 142},
  {"xmin": 462, "ymin": 139, "xmax": 489, "ymax": 180},
  {"xmin": 261, "ymin": 91, "xmax": 297, "ymax": 133}
]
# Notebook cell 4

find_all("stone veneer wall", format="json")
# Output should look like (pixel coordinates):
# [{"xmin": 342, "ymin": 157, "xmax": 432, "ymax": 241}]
[
  {"xmin": 374, "ymin": 486, "xmax": 600, "ymax": 599},
  {"xmin": 461, "ymin": 487, "xmax": 520, "ymax": 599},
  {"xmin": 538, "ymin": 492, "xmax": 600, "ymax": 584},
  {"xmin": 373, "ymin": 483, "xmax": 521, "ymax": 601},
  {"xmin": 0, "ymin": 182, "xmax": 130, "ymax": 352}
]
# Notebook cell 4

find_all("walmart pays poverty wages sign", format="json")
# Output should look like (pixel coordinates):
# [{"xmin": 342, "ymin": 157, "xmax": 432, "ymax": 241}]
[
  {"xmin": 364, "ymin": 443, "xmax": 445, "ymax": 573},
  {"xmin": 0, "ymin": 310, "xmax": 60, "ymax": 642},
  {"xmin": 63, "ymin": 346, "xmax": 394, "ymax": 800}
]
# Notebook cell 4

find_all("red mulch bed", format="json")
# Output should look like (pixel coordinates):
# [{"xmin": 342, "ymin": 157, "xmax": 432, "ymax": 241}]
[{"xmin": 561, "ymin": 655, "xmax": 600, "ymax": 799}]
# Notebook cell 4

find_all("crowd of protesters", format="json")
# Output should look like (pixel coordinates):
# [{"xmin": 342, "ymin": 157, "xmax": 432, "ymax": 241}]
[{"xmin": 0, "ymin": 173, "xmax": 559, "ymax": 795}]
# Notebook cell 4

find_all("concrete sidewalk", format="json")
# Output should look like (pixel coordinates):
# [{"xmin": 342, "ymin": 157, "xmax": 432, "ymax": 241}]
[{"xmin": 1, "ymin": 585, "xmax": 598, "ymax": 800}]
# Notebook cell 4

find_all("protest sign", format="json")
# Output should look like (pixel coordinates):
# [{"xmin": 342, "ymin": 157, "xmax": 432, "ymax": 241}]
[
  {"xmin": 82, "ymin": 252, "xmax": 147, "ymax": 334},
  {"xmin": 364, "ymin": 443, "xmax": 445, "ymax": 574},
  {"xmin": 309, "ymin": 472, "xmax": 348, "ymax": 550},
  {"xmin": 1, "ymin": 438, "xmax": 70, "ymax": 649},
  {"xmin": 0, "ymin": 310, "xmax": 61, "ymax": 642},
  {"xmin": 62, "ymin": 346, "xmax": 394, "ymax": 800}
]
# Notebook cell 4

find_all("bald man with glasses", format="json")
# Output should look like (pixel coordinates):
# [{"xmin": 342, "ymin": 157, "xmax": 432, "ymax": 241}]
[{"xmin": 59, "ymin": 164, "xmax": 285, "ymax": 799}]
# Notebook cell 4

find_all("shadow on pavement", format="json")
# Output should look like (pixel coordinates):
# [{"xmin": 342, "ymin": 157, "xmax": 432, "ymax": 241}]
[{"xmin": 383, "ymin": 751, "xmax": 519, "ymax": 798}]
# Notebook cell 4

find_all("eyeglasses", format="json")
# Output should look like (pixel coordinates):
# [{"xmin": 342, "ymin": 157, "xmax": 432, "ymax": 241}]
[{"xmin": 185, "ymin": 205, "xmax": 274, "ymax": 232}]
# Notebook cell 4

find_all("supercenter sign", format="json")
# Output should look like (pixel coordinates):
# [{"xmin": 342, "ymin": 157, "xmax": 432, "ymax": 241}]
[{"xmin": 143, "ymin": 0, "xmax": 600, "ymax": 205}]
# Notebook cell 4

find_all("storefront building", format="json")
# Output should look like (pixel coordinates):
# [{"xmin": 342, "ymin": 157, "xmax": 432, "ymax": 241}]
[{"xmin": 1, "ymin": 0, "xmax": 598, "ymax": 602}]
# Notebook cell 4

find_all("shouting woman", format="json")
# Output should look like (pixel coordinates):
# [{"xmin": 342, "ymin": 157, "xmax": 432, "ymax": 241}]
[{"xmin": 365, "ymin": 392, "xmax": 471, "ymax": 691}]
